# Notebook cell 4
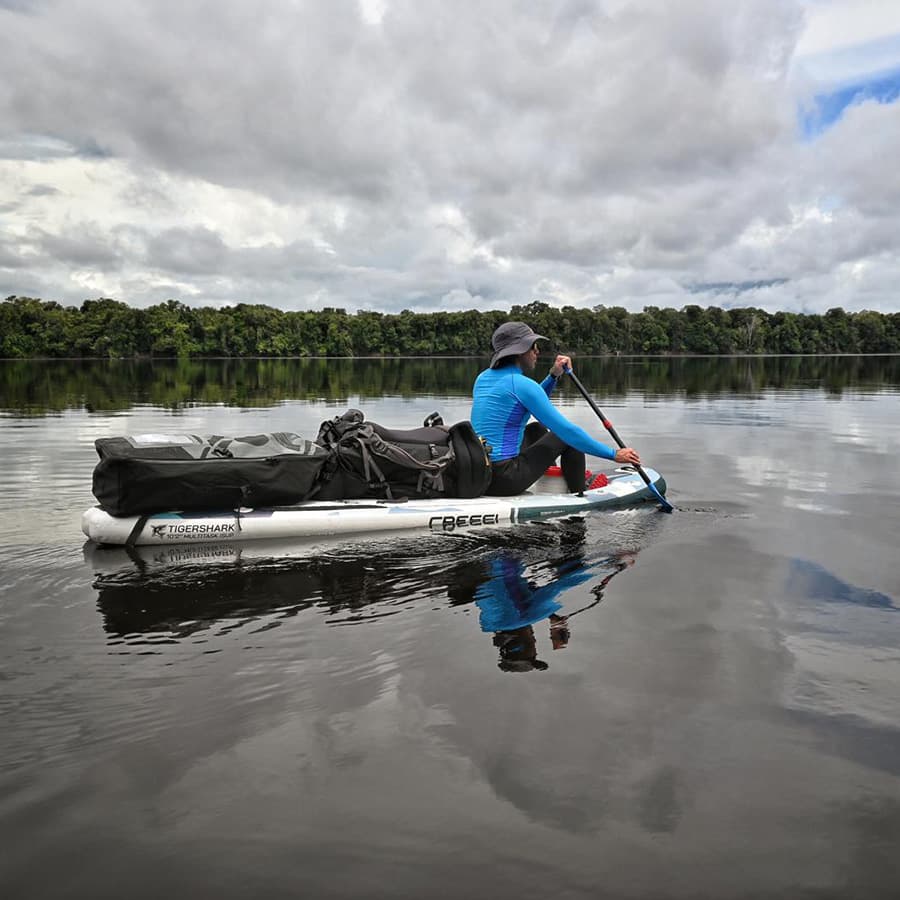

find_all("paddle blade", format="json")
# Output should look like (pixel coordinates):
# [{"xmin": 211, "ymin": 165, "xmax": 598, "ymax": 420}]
[{"xmin": 648, "ymin": 482, "xmax": 674, "ymax": 513}]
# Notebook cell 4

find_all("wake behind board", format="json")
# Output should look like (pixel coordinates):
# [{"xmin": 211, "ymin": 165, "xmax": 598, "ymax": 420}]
[{"xmin": 82, "ymin": 468, "xmax": 667, "ymax": 547}]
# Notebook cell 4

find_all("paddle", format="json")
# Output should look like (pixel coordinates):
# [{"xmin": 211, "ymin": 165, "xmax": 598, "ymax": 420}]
[{"xmin": 563, "ymin": 365, "xmax": 674, "ymax": 513}]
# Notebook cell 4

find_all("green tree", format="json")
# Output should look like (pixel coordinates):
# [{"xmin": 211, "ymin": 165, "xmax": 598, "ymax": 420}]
[
  {"xmin": 145, "ymin": 300, "xmax": 200, "ymax": 357},
  {"xmin": 631, "ymin": 311, "xmax": 669, "ymax": 352},
  {"xmin": 855, "ymin": 311, "xmax": 889, "ymax": 352},
  {"xmin": 769, "ymin": 312, "xmax": 803, "ymax": 353},
  {"xmin": 75, "ymin": 298, "xmax": 146, "ymax": 357}
]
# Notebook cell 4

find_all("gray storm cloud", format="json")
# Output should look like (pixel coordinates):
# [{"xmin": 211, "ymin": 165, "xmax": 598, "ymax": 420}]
[{"xmin": 0, "ymin": 0, "xmax": 898, "ymax": 312}]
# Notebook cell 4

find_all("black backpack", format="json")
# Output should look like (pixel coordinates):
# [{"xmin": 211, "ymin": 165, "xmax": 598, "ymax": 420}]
[{"xmin": 313, "ymin": 409, "xmax": 492, "ymax": 501}]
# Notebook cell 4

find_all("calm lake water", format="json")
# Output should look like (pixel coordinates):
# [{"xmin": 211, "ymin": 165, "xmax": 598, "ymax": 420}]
[{"xmin": 1, "ymin": 355, "xmax": 899, "ymax": 899}]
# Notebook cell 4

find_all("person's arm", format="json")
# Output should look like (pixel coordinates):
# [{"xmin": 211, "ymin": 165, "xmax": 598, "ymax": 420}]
[
  {"xmin": 514, "ymin": 376, "xmax": 618, "ymax": 460},
  {"xmin": 539, "ymin": 355, "xmax": 572, "ymax": 398},
  {"xmin": 539, "ymin": 372, "xmax": 558, "ymax": 397}
]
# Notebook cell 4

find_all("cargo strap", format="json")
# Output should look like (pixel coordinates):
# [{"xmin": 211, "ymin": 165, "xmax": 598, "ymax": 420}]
[{"xmin": 125, "ymin": 514, "xmax": 150, "ymax": 549}]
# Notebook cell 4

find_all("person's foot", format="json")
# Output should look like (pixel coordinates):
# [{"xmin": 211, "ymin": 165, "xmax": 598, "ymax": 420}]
[
  {"xmin": 583, "ymin": 472, "xmax": 608, "ymax": 491},
  {"xmin": 570, "ymin": 470, "xmax": 609, "ymax": 494}
]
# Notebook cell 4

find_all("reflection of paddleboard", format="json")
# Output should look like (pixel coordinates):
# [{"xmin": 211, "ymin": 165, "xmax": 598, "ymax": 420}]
[
  {"xmin": 83, "ymin": 533, "xmax": 414, "ymax": 575},
  {"xmin": 81, "ymin": 468, "xmax": 666, "ymax": 547}
]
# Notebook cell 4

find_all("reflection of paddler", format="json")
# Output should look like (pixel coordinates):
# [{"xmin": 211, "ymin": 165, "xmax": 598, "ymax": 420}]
[
  {"xmin": 477, "ymin": 552, "xmax": 637, "ymax": 672},
  {"xmin": 549, "ymin": 614, "xmax": 570, "ymax": 650},
  {"xmin": 493, "ymin": 627, "xmax": 547, "ymax": 672},
  {"xmin": 476, "ymin": 555, "xmax": 595, "ymax": 632}
]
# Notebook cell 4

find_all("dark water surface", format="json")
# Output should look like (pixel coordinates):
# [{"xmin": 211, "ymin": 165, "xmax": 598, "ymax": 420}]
[{"xmin": 1, "ymin": 356, "xmax": 899, "ymax": 899}]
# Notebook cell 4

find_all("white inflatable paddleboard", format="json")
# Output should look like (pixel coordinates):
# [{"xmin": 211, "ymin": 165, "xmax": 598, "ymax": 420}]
[{"xmin": 82, "ymin": 468, "xmax": 667, "ymax": 547}]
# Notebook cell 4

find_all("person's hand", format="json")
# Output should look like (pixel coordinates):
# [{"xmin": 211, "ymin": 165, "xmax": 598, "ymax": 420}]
[
  {"xmin": 614, "ymin": 447, "xmax": 641, "ymax": 466},
  {"xmin": 550, "ymin": 354, "xmax": 572, "ymax": 378}
]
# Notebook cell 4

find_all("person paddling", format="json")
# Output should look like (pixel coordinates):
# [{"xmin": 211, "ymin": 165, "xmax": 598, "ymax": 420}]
[{"xmin": 471, "ymin": 321, "xmax": 641, "ymax": 495}]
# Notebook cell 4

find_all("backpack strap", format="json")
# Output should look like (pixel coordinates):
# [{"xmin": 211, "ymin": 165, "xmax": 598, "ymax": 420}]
[
  {"xmin": 449, "ymin": 421, "xmax": 493, "ymax": 498},
  {"xmin": 315, "ymin": 410, "xmax": 487, "ymax": 500}
]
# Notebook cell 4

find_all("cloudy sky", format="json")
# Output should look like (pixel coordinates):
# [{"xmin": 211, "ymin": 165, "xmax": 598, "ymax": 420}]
[{"xmin": 1, "ymin": 0, "xmax": 899, "ymax": 314}]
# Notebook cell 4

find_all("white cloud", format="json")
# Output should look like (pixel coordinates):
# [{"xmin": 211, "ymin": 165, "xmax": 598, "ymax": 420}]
[
  {"xmin": 795, "ymin": 0, "xmax": 900, "ymax": 57},
  {"xmin": 793, "ymin": 1, "xmax": 900, "ymax": 88},
  {"xmin": 1, "ymin": 0, "xmax": 899, "ymax": 314}
]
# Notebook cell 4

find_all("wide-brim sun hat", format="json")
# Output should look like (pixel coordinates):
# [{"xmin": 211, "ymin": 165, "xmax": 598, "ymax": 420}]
[{"xmin": 490, "ymin": 321, "xmax": 549, "ymax": 368}]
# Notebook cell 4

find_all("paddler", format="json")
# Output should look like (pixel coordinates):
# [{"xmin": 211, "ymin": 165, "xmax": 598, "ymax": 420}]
[{"xmin": 471, "ymin": 321, "xmax": 641, "ymax": 495}]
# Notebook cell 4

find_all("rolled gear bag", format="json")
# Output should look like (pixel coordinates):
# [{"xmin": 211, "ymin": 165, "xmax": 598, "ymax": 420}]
[
  {"xmin": 92, "ymin": 432, "xmax": 331, "ymax": 516},
  {"xmin": 313, "ymin": 409, "xmax": 492, "ymax": 501}
]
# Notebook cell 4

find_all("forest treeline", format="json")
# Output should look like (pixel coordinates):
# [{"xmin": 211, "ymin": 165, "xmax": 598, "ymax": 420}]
[{"xmin": 3, "ymin": 295, "xmax": 899, "ymax": 358}]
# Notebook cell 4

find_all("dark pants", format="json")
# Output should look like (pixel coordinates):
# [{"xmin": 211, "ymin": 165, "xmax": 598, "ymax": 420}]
[{"xmin": 487, "ymin": 423, "xmax": 586, "ymax": 496}]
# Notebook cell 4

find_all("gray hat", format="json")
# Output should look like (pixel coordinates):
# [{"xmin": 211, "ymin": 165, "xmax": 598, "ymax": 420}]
[{"xmin": 490, "ymin": 321, "xmax": 549, "ymax": 368}]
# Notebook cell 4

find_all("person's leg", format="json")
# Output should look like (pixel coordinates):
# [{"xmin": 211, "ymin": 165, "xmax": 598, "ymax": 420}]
[
  {"xmin": 523, "ymin": 423, "xmax": 586, "ymax": 493},
  {"xmin": 521, "ymin": 421, "xmax": 549, "ymax": 449},
  {"xmin": 559, "ymin": 444, "xmax": 587, "ymax": 493},
  {"xmin": 488, "ymin": 429, "xmax": 587, "ymax": 495}
]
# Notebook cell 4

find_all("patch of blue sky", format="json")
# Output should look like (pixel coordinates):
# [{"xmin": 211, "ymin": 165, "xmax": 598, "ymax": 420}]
[
  {"xmin": 796, "ymin": 30, "xmax": 900, "ymax": 138},
  {"xmin": 688, "ymin": 279, "xmax": 789, "ymax": 297},
  {"xmin": 800, "ymin": 65, "xmax": 900, "ymax": 137}
]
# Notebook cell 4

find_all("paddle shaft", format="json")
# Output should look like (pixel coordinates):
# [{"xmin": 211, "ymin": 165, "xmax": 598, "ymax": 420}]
[{"xmin": 564, "ymin": 367, "xmax": 672, "ymax": 509}]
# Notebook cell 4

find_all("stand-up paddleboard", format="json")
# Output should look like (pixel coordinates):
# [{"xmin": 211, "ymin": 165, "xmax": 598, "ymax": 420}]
[{"xmin": 81, "ymin": 468, "xmax": 666, "ymax": 547}]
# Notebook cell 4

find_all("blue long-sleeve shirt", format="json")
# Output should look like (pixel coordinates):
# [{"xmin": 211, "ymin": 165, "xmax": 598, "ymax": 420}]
[{"xmin": 471, "ymin": 364, "xmax": 618, "ymax": 462}]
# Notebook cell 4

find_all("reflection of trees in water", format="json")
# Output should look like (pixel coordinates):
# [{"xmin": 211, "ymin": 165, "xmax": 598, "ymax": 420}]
[
  {"xmin": 0, "ymin": 357, "xmax": 479, "ymax": 415},
  {"xmin": 4, "ymin": 354, "xmax": 899, "ymax": 415}
]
